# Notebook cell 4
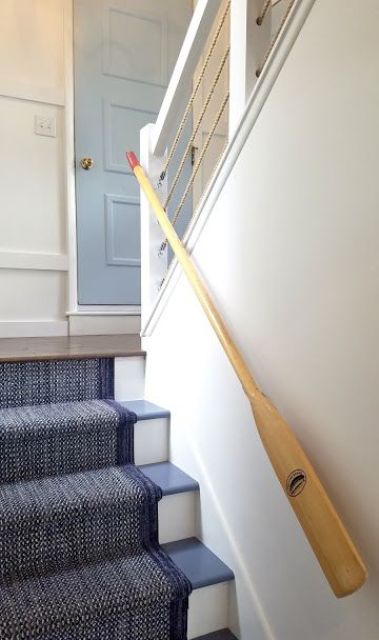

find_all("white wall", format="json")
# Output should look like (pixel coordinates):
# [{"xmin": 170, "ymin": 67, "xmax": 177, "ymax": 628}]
[
  {"xmin": 144, "ymin": 1, "xmax": 379, "ymax": 638},
  {"xmin": 0, "ymin": 0, "xmax": 69, "ymax": 336}
]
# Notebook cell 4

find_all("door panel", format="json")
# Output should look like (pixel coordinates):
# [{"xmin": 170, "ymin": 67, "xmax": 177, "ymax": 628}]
[{"xmin": 74, "ymin": 0, "xmax": 192, "ymax": 304}]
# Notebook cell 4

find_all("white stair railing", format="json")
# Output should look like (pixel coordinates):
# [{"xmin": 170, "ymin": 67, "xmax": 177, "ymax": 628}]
[{"xmin": 138, "ymin": 0, "xmax": 305, "ymax": 325}]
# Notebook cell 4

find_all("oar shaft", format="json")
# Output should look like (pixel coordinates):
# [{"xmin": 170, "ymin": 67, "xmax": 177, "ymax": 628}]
[{"xmin": 128, "ymin": 152, "xmax": 259, "ymax": 400}]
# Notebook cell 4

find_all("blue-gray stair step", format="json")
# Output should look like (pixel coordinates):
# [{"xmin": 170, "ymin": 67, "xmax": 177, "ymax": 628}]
[
  {"xmin": 194, "ymin": 631, "xmax": 238, "ymax": 640},
  {"xmin": 162, "ymin": 538, "xmax": 234, "ymax": 589},
  {"xmin": 120, "ymin": 399, "xmax": 170, "ymax": 421},
  {"xmin": 139, "ymin": 462, "xmax": 199, "ymax": 496}
]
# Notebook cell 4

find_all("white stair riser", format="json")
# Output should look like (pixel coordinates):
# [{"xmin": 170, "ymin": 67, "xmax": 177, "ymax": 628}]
[
  {"xmin": 69, "ymin": 315, "xmax": 140, "ymax": 336},
  {"xmin": 134, "ymin": 418, "xmax": 169, "ymax": 465},
  {"xmin": 159, "ymin": 492, "xmax": 199, "ymax": 544},
  {"xmin": 114, "ymin": 356, "xmax": 145, "ymax": 400},
  {"xmin": 188, "ymin": 583, "xmax": 230, "ymax": 639}
]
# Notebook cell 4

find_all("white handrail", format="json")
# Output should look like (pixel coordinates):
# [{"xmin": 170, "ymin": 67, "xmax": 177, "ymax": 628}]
[{"xmin": 151, "ymin": 0, "xmax": 220, "ymax": 157}]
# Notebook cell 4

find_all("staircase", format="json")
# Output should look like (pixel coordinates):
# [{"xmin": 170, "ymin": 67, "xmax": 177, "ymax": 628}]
[{"xmin": 0, "ymin": 335, "xmax": 236, "ymax": 640}]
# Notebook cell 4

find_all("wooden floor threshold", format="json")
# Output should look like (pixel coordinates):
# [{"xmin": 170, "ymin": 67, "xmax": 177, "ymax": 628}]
[{"xmin": 0, "ymin": 334, "xmax": 144, "ymax": 363}]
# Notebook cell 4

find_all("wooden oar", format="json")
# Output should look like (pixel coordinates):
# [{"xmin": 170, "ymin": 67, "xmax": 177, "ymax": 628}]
[{"xmin": 127, "ymin": 150, "xmax": 367, "ymax": 598}]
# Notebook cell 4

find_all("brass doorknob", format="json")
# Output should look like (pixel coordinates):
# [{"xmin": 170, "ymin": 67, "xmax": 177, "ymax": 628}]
[{"xmin": 80, "ymin": 157, "xmax": 94, "ymax": 170}]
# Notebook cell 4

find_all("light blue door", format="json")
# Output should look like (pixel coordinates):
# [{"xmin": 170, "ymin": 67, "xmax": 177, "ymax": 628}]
[{"xmin": 74, "ymin": 0, "xmax": 192, "ymax": 304}]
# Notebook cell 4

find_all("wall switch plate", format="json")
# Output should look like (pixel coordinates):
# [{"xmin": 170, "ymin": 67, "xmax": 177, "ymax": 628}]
[{"xmin": 34, "ymin": 115, "xmax": 56, "ymax": 137}]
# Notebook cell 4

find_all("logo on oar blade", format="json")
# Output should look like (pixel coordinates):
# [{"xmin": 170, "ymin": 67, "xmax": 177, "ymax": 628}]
[{"xmin": 286, "ymin": 469, "xmax": 307, "ymax": 497}]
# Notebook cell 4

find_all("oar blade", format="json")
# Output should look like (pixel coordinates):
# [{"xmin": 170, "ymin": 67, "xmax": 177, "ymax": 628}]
[{"xmin": 250, "ymin": 396, "xmax": 367, "ymax": 597}]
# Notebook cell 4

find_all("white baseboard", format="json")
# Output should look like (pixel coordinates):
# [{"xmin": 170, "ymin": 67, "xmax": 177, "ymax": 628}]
[
  {"xmin": 74, "ymin": 305, "xmax": 141, "ymax": 314},
  {"xmin": 68, "ymin": 314, "xmax": 141, "ymax": 336},
  {"xmin": 0, "ymin": 321, "xmax": 68, "ymax": 338}
]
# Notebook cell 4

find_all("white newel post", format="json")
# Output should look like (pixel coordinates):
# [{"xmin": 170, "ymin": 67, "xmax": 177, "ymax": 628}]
[
  {"xmin": 139, "ymin": 124, "xmax": 168, "ymax": 328},
  {"xmin": 229, "ymin": 0, "xmax": 271, "ymax": 136}
]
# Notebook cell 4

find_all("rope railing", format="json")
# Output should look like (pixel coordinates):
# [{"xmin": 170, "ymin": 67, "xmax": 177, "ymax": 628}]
[
  {"xmin": 257, "ymin": 0, "xmax": 271, "ymax": 26},
  {"xmin": 162, "ymin": 46, "xmax": 230, "ymax": 214},
  {"xmin": 159, "ymin": 1, "xmax": 231, "ymax": 185},
  {"xmin": 160, "ymin": 92, "xmax": 229, "ymax": 254},
  {"xmin": 256, "ymin": 0, "xmax": 298, "ymax": 77},
  {"xmin": 157, "ymin": 4, "xmax": 230, "ymax": 259},
  {"xmin": 154, "ymin": 0, "xmax": 300, "ymax": 274},
  {"xmin": 257, "ymin": 0, "xmax": 286, "ymax": 26}
]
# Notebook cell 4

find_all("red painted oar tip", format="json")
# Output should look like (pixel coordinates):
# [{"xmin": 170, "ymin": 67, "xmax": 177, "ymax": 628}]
[{"xmin": 126, "ymin": 151, "xmax": 140, "ymax": 170}]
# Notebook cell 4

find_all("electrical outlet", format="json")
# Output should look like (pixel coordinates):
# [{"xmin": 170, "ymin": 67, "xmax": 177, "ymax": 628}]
[{"xmin": 34, "ymin": 115, "xmax": 56, "ymax": 137}]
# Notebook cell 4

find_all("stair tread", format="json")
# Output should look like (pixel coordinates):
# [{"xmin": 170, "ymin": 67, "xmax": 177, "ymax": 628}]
[
  {"xmin": 0, "ymin": 399, "xmax": 134, "ymax": 484},
  {"xmin": 194, "ymin": 631, "xmax": 238, "ymax": 640},
  {"xmin": 139, "ymin": 461, "xmax": 199, "ymax": 496},
  {"xmin": 0, "ymin": 334, "xmax": 144, "ymax": 363},
  {"xmin": 121, "ymin": 399, "xmax": 170, "ymax": 421},
  {"xmin": 0, "ymin": 465, "xmax": 160, "ymax": 582},
  {"xmin": 162, "ymin": 538, "xmax": 234, "ymax": 589},
  {"xmin": 0, "ymin": 547, "xmax": 190, "ymax": 638}
]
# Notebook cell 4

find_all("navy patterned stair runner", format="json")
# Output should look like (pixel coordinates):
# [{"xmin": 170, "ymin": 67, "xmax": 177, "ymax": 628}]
[{"xmin": 0, "ymin": 358, "xmax": 191, "ymax": 640}]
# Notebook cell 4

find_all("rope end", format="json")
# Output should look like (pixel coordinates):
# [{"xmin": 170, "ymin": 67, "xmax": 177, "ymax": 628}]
[
  {"xmin": 126, "ymin": 151, "xmax": 140, "ymax": 170},
  {"xmin": 158, "ymin": 241, "xmax": 167, "ymax": 256}
]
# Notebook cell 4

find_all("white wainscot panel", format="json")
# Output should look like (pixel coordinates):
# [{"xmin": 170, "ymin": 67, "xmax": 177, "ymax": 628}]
[
  {"xmin": 0, "ymin": 270, "xmax": 67, "ymax": 322},
  {"xmin": 0, "ymin": 0, "xmax": 65, "ymax": 104},
  {"xmin": 0, "ymin": 97, "xmax": 65, "ymax": 255}
]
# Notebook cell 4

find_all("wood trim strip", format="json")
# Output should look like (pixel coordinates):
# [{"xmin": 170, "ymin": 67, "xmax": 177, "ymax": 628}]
[{"xmin": 0, "ymin": 334, "xmax": 144, "ymax": 362}]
